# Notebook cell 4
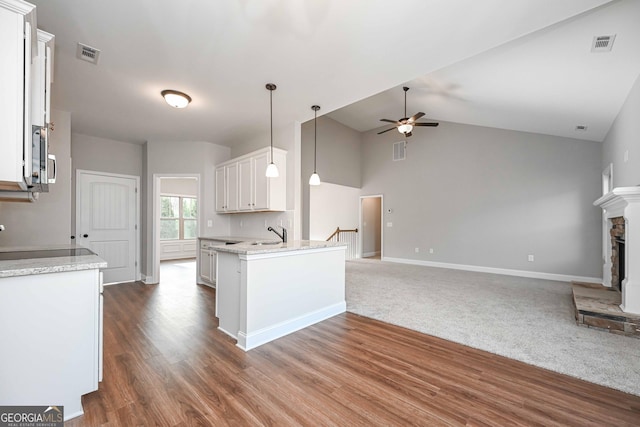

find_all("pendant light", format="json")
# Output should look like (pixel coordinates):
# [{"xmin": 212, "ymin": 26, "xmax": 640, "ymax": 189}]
[
  {"xmin": 265, "ymin": 83, "xmax": 279, "ymax": 178},
  {"xmin": 309, "ymin": 105, "xmax": 321, "ymax": 186}
]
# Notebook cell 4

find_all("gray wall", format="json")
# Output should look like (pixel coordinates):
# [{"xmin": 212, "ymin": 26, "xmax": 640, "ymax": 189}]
[
  {"xmin": 301, "ymin": 116, "xmax": 362, "ymax": 239},
  {"xmin": 0, "ymin": 109, "xmax": 72, "ymax": 246},
  {"xmin": 602, "ymin": 74, "xmax": 640, "ymax": 188},
  {"xmin": 361, "ymin": 120, "xmax": 603, "ymax": 278},
  {"xmin": 144, "ymin": 140, "xmax": 231, "ymax": 277}
]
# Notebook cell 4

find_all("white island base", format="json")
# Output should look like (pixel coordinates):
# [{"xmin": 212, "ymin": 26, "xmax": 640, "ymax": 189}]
[{"xmin": 215, "ymin": 242, "xmax": 346, "ymax": 351}]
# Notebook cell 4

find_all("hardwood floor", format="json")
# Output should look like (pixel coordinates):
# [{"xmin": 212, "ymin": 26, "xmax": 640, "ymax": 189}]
[{"xmin": 67, "ymin": 262, "xmax": 640, "ymax": 426}]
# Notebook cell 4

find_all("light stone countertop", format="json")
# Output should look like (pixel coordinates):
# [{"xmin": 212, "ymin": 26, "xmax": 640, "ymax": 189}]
[
  {"xmin": 0, "ymin": 245, "xmax": 107, "ymax": 278},
  {"xmin": 198, "ymin": 236, "xmax": 271, "ymax": 244},
  {"xmin": 213, "ymin": 240, "xmax": 346, "ymax": 255}
]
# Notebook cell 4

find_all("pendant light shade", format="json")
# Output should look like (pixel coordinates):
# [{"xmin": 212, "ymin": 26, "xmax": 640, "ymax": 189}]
[
  {"xmin": 265, "ymin": 83, "xmax": 279, "ymax": 178},
  {"xmin": 309, "ymin": 105, "xmax": 321, "ymax": 186},
  {"xmin": 309, "ymin": 172, "xmax": 321, "ymax": 186}
]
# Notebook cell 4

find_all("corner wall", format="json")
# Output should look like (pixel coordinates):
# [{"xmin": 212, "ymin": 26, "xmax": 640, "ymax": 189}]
[
  {"xmin": 301, "ymin": 116, "xmax": 362, "ymax": 239},
  {"xmin": 361, "ymin": 120, "xmax": 603, "ymax": 279},
  {"xmin": 602, "ymin": 74, "xmax": 640, "ymax": 187}
]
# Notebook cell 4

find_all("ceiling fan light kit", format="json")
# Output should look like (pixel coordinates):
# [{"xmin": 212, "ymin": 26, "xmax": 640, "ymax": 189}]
[
  {"xmin": 265, "ymin": 83, "xmax": 279, "ymax": 178},
  {"xmin": 161, "ymin": 89, "xmax": 192, "ymax": 108},
  {"xmin": 378, "ymin": 86, "xmax": 439, "ymax": 137},
  {"xmin": 309, "ymin": 105, "xmax": 321, "ymax": 186}
]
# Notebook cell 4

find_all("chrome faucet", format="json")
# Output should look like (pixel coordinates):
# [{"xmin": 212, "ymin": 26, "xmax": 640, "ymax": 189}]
[{"xmin": 267, "ymin": 226, "xmax": 287, "ymax": 243}]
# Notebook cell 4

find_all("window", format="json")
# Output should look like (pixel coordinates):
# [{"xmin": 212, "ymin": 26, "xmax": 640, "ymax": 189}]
[{"xmin": 160, "ymin": 195, "xmax": 198, "ymax": 240}]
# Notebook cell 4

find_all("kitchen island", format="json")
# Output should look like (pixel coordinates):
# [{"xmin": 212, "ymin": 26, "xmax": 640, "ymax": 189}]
[
  {"xmin": 0, "ymin": 245, "xmax": 106, "ymax": 421},
  {"xmin": 215, "ymin": 240, "xmax": 347, "ymax": 351}
]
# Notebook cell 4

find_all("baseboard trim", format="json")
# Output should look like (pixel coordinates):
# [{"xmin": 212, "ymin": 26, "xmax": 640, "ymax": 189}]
[
  {"xmin": 363, "ymin": 251, "xmax": 381, "ymax": 258},
  {"xmin": 236, "ymin": 301, "xmax": 346, "ymax": 351},
  {"xmin": 382, "ymin": 257, "xmax": 602, "ymax": 284}
]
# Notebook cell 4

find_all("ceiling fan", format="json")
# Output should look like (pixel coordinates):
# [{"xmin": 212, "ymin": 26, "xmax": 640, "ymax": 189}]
[{"xmin": 378, "ymin": 86, "xmax": 439, "ymax": 137}]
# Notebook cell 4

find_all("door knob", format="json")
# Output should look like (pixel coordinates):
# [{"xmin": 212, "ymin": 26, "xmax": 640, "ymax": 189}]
[{"xmin": 83, "ymin": 234, "xmax": 89, "ymax": 238}]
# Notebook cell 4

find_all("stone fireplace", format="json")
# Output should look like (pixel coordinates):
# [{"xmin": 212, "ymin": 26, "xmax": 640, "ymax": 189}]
[
  {"xmin": 610, "ymin": 217, "xmax": 625, "ymax": 291},
  {"xmin": 594, "ymin": 187, "xmax": 640, "ymax": 314}
]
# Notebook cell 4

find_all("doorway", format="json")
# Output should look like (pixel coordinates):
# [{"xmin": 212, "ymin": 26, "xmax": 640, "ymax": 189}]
[
  {"xmin": 76, "ymin": 170, "xmax": 140, "ymax": 284},
  {"xmin": 360, "ymin": 195, "xmax": 383, "ymax": 259},
  {"xmin": 150, "ymin": 174, "xmax": 200, "ymax": 285}
]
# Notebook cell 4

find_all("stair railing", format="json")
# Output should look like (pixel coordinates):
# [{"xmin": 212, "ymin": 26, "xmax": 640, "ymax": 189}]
[{"xmin": 326, "ymin": 227, "xmax": 358, "ymax": 260}]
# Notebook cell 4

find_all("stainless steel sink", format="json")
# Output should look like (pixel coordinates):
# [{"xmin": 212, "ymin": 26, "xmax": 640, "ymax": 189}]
[{"xmin": 250, "ymin": 241, "xmax": 281, "ymax": 246}]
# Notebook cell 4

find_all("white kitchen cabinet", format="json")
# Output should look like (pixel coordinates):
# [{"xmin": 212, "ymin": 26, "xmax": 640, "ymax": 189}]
[
  {"xmin": 198, "ymin": 239, "xmax": 225, "ymax": 287},
  {"xmin": 215, "ymin": 163, "xmax": 238, "ymax": 212},
  {"xmin": 215, "ymin": 147, "xmax": 286, "ymax": 213},
  {"xmin": 0, "ymin": 268, "xmax": 103, "ymax": 420},
  {"xmin": 0, "ymin": 0, "xmax": 37, "ymax": 191},
  {"xmin": 31, "ymin": 29, "xmax": 54, "ymax": 127}
]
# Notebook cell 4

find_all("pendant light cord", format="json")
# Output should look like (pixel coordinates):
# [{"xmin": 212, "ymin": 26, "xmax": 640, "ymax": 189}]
[
  {"xmin": 270, "ymin": 88, "xmax": 274, "ymax": 162},
  {"xmin": 313, "ymin": 108, "xmax": 317, "ymax": 173}
]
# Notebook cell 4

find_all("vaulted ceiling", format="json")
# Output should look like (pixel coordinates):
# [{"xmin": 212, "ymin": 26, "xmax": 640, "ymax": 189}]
[{"xmin": 30, "ymin": 0, "xmax": 626, "ymax": 146}]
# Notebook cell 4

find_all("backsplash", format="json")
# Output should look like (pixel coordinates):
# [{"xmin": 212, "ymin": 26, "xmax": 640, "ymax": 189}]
[{"xmin": 229, "ymin": 211, "xmax": 294, "ymax": 239}]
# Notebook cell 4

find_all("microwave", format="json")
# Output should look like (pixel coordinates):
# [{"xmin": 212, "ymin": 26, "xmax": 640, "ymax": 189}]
[
  {"xmin": 30, "ymin": 125, "xmax": 56, "ymax": 192},
  {"xmin": 0, "ymin": 125, "xmax": 55, "ymax": 199}
]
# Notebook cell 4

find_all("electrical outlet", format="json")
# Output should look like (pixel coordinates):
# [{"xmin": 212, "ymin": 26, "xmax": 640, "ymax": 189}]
[
  {"xmin": 279, "ymin": 220, "xmax": 283, "ymax": 227},
  {"xmin": 207, "ymin": 220, "xmax": 213, "ymax": 228},
  {"xmin": 264, "ymin": 220, "xmax": 268, "ymax": 227},
  {"xmin": 429, "ymin": 248, "xmax": 434, "ymax": 254},
  {"xmin": 288, "ymin": 219, "xmax": 292, "ymax": 228},
  {"xmin": 624, "ymin": 150, "xmax": 629, "ymax": 162},
  {"xmin": 415, "ymin": 247, "xmax": 419, "ymax": 253},
  {"xmin": 240, "ymin": 220, "xmax": 243, "ymax": 228},
  {"xmin": 387, "ymin": 222, "xmax": 393, "ymax": 227},
  {"xmin": 528, "ymin": 254, "xmax": 535, "ymax": 262}
]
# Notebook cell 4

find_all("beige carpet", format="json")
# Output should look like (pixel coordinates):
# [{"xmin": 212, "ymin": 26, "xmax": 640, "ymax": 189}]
[{"xmin": 345, "ymin": 258, "xmax": 640, "ymax": 396}]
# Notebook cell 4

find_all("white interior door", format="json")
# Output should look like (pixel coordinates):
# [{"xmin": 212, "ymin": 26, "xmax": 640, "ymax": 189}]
[{"xmin": 77, "ymin": 171, "xmax": 138, "ymax": 284}]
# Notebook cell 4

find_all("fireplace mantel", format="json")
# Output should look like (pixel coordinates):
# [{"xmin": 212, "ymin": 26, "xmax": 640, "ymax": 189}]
[{"xmin": 594, "ymin": 187, "xmax": 640, "ymax": 314}]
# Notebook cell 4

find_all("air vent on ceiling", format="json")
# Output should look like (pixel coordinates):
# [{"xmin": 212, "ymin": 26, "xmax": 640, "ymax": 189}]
[
  {"xmin": 393, "ymin": 141, "xmax": 406, "ymax": 161},
  {"xmin": 591, "ymin": 34, "xmax": 615, "ymax": 53},
  {"xmin": 76, "ymin": 43, "xmax": 101, "ymax": 64},
  {"xmin": 575, "ymin": 125, "xmax": 588, "ymax": 132}
]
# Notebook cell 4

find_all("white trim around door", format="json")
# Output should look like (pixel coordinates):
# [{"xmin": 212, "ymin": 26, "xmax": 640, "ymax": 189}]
[{"xmin": 149, "ymin": 173, "xmax": 201, "ymax": 285}]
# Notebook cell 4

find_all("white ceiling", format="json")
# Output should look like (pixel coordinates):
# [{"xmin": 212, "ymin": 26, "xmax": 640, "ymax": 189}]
[
  {"xmin": 329, "ymin": 0, "xmax": 640, "ymax": 142},
  {"xmin": 29, "ymin": 0, "xmax": 618, "ymax": 146}
]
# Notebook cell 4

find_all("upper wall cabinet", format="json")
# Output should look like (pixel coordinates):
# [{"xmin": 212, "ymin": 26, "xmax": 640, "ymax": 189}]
[
  {"xmin": 31, "ymin": 29, "xmax": 54, "ymax": 127},
  {"xmin": 0, "ymin": 0, "xmax": 37, "ymax": 191},
  {"xmin": 216, "ymin": 147, "xmax": 286, "ymax": 214}
]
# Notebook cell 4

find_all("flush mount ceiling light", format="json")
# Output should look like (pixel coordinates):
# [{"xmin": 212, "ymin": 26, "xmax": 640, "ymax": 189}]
[
  {"xmin": 161, "ymin": 90, "xmax": 192, "ymax": 108},
  {"xmin": 265, "ymin": 83, "xmax": 279, "ymax": 178},
  {"xmin": 309, "ymin": 105, "xmax": 321, "ymax": 186}
]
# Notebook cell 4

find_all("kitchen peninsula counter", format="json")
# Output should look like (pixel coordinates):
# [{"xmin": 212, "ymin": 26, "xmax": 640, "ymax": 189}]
[
  {"xmin": 215, "ymin": 240, "xmax": 347, "ymax": 351},
  {"xmin": 0, "ymin": 245, "xmax": 107, "ymax": 278}
]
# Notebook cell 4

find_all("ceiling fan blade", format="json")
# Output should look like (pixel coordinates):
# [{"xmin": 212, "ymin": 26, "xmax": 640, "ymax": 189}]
[
  {"xmin": 413, "ymin": 122, "xmax": 439, "ymax": 127},
  {"xmin": 380, "ymin": 119, "xmax": 400, "ymax": 124},
  {"xmin": 408, "ymin": 112, "xmax": 425, "ymax": 122},
  {"xmin": 377, "ymin": 127, "xmax": 396, "ymax": 135}
]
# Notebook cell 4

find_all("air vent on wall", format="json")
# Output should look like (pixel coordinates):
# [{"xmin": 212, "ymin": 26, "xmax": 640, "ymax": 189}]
[
  {"xmin": 591, "ymin": 35, "xmax": 615, "ymax": 53},
  {"xmin": 393, "ymin": 141, "xmax": 406, "ymax": 161},
  {"xmin": 76, "ymin": 43, "xmax": 101, "ymax": 64}
]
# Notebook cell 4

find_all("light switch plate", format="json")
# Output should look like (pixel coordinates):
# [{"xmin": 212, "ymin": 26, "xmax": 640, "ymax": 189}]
[
  {"xmin": 207, "ymin": 220, "xmax": 213, "ymax": 227},
  {"xmin": 387, "ymin": 222, "xmax": 393, "ymax": 227}
]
